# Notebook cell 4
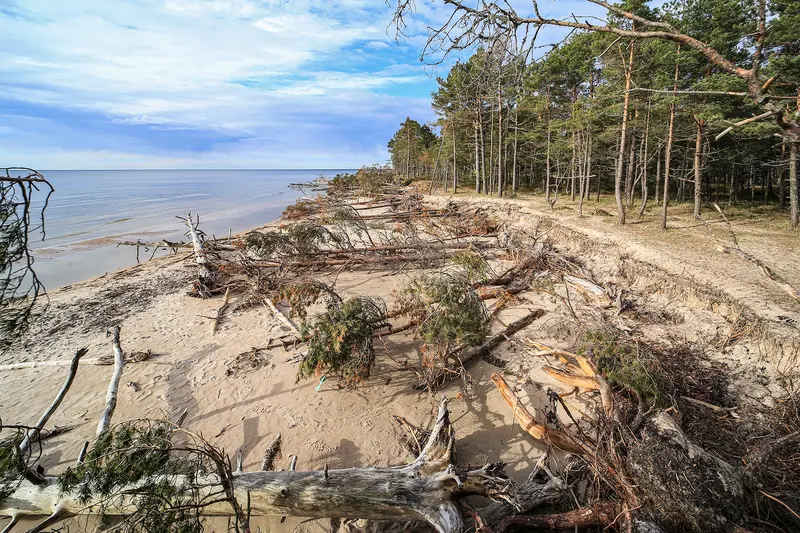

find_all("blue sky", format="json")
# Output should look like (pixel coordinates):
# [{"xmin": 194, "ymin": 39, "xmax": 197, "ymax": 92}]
[{"xmin": 0, "ymin": 0, "xmax": 599, "ymax": 169}]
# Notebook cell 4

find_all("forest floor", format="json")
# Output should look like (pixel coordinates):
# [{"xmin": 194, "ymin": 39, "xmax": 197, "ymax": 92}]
[{"xmin": 2, "ymin": 192, "xmax": 797, "ymax": 532}]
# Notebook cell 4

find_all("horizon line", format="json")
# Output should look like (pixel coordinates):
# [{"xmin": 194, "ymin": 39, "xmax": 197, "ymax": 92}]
[{"xmin": 36, "ymin": 167, "xmax": 363, "ymax": 172}]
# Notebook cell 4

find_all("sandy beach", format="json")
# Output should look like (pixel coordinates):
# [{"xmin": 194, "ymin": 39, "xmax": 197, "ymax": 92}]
[{"xmin": 2, "ymin": 193, "xmax": 798, "ymax": 532}]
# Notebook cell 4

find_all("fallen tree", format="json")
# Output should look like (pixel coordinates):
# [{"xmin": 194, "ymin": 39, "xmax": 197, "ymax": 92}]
[
  {"xmin": 0, "ymin": 329, "xmax": 517, "ymax": 533},
  {"xmin": 489, "ymin": 339, "xmax": 800, "ymax": 533}
]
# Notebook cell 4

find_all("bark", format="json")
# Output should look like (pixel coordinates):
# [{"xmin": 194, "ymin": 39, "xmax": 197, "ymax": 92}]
[
  {"xmin": 183, "ymin": 213, "xmax": 216, "ymax": 298},
  {"xmin": 626, "ymin": 132, "xmax": 636, "ymax": 207},
  {"xmin": 578, "ymin": 131, "xmax": 586, "ymax": 217},
  {"xmin": 661, "ymin": 44, "xmax": 680, "ymax": 230},
  {"xmin": 474, "ymin": 121, "xmax": 481, "ymax": 194},
  {"xmin": 615, "ymin": 39, "xmax": 635, "ymax": 225},
  {"xmin": 260, "ymin": 434, "xmax": 282, "ymax": 471},
  {"xmin": 96, "ymin": 326, "xmax": 125, "ymax": 436},
  {"xmin": 512, "ymin": 104, "xmax": 519, "ymax": 195},
  {"xmin": 497, "ymin": 85, "xmax": 503, "ymax": 197},
  {"xmin": 779, "ymin": 143, "xmax": 786, "ymax": 209},
  {"xmin": 693, "ymin": 117, "xmax": 705, "ymax": 218},
  {"xmin": 790, "ymin": 137, "xmax": 798, "ymax": 228},
  {"xmin": 451, "ymin": 115, "xmax": 457, "ymax": 194},
  {"xmin": 638, "ymin": 103, "xmax": 651, "ymax": 216},
  {"xmin": 654, "ymin": 147, "xmax": 661, "ymax": 206},
  {"xmin": 479, "ymin": 105, "xmax": 487, "ymax": 194},
  {"xmin": 0, "ymin": 401, "xmax": 513, "ymax": 533},
  {"xmin": 545, "ymin": 89, "xmax": 552, "ymax": 205}
]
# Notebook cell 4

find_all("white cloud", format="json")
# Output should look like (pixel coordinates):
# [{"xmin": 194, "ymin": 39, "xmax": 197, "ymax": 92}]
[{"xmin": 0, "ymin": 0, "xmax": 604, "ymax": 168}]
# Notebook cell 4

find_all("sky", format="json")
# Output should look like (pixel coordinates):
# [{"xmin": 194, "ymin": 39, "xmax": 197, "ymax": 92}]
[{"xmin": 0, "ymin": 0, "xmax": 601, "ymax": 169}]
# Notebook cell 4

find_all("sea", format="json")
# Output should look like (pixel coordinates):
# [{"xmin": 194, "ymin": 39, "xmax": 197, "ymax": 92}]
[{"xmin": 26, "ymin": 169, "xmax": 351, "ymax": 289}]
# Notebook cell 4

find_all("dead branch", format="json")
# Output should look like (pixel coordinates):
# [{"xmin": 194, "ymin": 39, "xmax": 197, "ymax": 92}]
[
  {"xmin": 17, "ymin": 348, "xmax": 87, "ymax": 456},
  {"xmin": 96, "ymin": 326, "xmax": 125, "ymax": 436},
  {"xmin": 211, "ymin": 288, "xmax": 231, "ymax": 335},
  {"xmin": 261, "ymin": 433, "xmax": 282, "ymax": 471},
  {"xmin": 263, "ymin": 298, "xmax": 300, "ymax": 334},
  {"xmin": 490, "ymin": 373, "xmax": 585, "ymax": 455},
  {"xmin": 179, "ymin": 212, "xmax": 218, "ymax": 298}
]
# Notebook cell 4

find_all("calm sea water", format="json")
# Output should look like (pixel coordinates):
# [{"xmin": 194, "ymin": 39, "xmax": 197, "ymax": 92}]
[{"xmin": 28, "ymin": 169, "xmax": 350, "ymax": 288}]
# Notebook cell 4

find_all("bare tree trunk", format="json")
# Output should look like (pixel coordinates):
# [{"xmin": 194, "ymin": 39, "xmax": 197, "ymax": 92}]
[
  {"xmin": 584, "ymin": 130, "xmax": 592, "ymax": 203},
  {"xmin": 18, "ymin": 349, "xmax": 87, "ymax": 456},
  {"xmin": 451, "ymin": 115, "xmax": 457, "ymax": 194},
  {"xmin": 626, "ymin": 132, "xmax": 636, "ymax": 207},
  {"xmin": 779, "ymin": 143, "xmax": 786, "ymax": 209},
  {"xmin": 654, "ymin": 147, "xmax": 661, "ymax": 206},
  {"xmin": 429, "ymin": 133, "xmax": 444, "ymax": 195},
  {"xmin": 478, "ymin": 103, "xmax": 487, "ymax": 194},
  {"xmin": 615, "ymin": 39, "xmax": 635, "ymax": 225},
  {"xmin": 474, "ymin": 121, "xmax": 481, "ymax": 194},
  {"xmin": 693, "ymin": 116, "xmax": 705, "ymax": 218},
  {"xmin": 662, "ymin": 44, "xmax": 681, "ymax": 230},
  {"xmin": 545, "ymin": 89, "xmax": 552, "ymax": 204},
  {"xmin": 512, "ymin": 104, "xmax": 519, "ymax": 195},
  {"xmin": 489, "ymin": 101, "xmax": 495, "ymax": 196},
  {"xmin": 570, "ymin": 127, "xmax": 577, "ymax": 201},
  {"xmin": 96, "ymin": 326, "xmax": 125, "ymax": 436},
  {"xmin": 406, "ymin": 125, "xmax": 412, "ymax": 181},
  {"xmin": 791, "ymin": 136, "xmax": 798, "ymax": 228},
  {"xmin": 578, "ymin": 130, "xmax": 586, "ymax": 217},
  {"xmin": 638, "ymin": 101, "xmax": 651, "ymax": 216},
  {"xmin": 497, "ymin": 85, "xmax": 503, "ymax": 197}
]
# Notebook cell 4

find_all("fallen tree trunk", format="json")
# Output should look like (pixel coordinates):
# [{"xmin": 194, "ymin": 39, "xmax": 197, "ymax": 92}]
[
  {"xmin": 0, "ymin": 401, "xmax": 513, "ymax": 533},
  {"xmin": 180, "ymin": 213, "xmax": 217, "ymax": 298},
  {"xmin": 258, "ymin": 252, "xmax": 454, "ymax": 269}
]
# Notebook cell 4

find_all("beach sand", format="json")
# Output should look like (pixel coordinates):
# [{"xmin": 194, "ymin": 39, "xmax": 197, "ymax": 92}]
[{"xmin": 2, "ymin": 194, "xmax": 797, "ymax": 531}]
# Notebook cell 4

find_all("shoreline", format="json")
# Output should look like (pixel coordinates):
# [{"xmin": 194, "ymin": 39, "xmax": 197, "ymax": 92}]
[
  {"xmin": 32, "ymin": 194, "xmax": 303, "ymax": 290},
  {"xmin": 3, "ymin": 192, "xmax": 797, "ymax": 532}
]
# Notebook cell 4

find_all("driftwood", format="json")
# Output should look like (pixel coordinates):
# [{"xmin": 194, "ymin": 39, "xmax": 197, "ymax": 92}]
[
  {"xmin": 211, "ymin": 288, "xmax": 231, "ymax": 335},
  {"xmin": 180, "ymin": 213, "xmax": 217, "ymax": 298},
  {"xmin": 261, "ymin": 433, "xmax": 282, "ymax": 471},
  {"xmin": 1, "ymin": 400, "xmax": 514, "ymax": 533},
  {"xmin": 96, "ymin": 326, "xmax": 125, "ymax": 436},
  {"xmin": 259, "ymin": 252, "xmax": 453, "ymax": 270},
  {"xmin": 528, "ymin": 341, "xmax": 619, "ymax": 422},
  {"xmin": 17, "ymin": 348, "xmax": 86, "ymax": 456},
  {"xmin": 264, "ymin": 298, "xmax": 300, "ymax": 334},
  {"xmin": 562, "ymin": 274, "xmax": 612, "ymax": 303}
]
